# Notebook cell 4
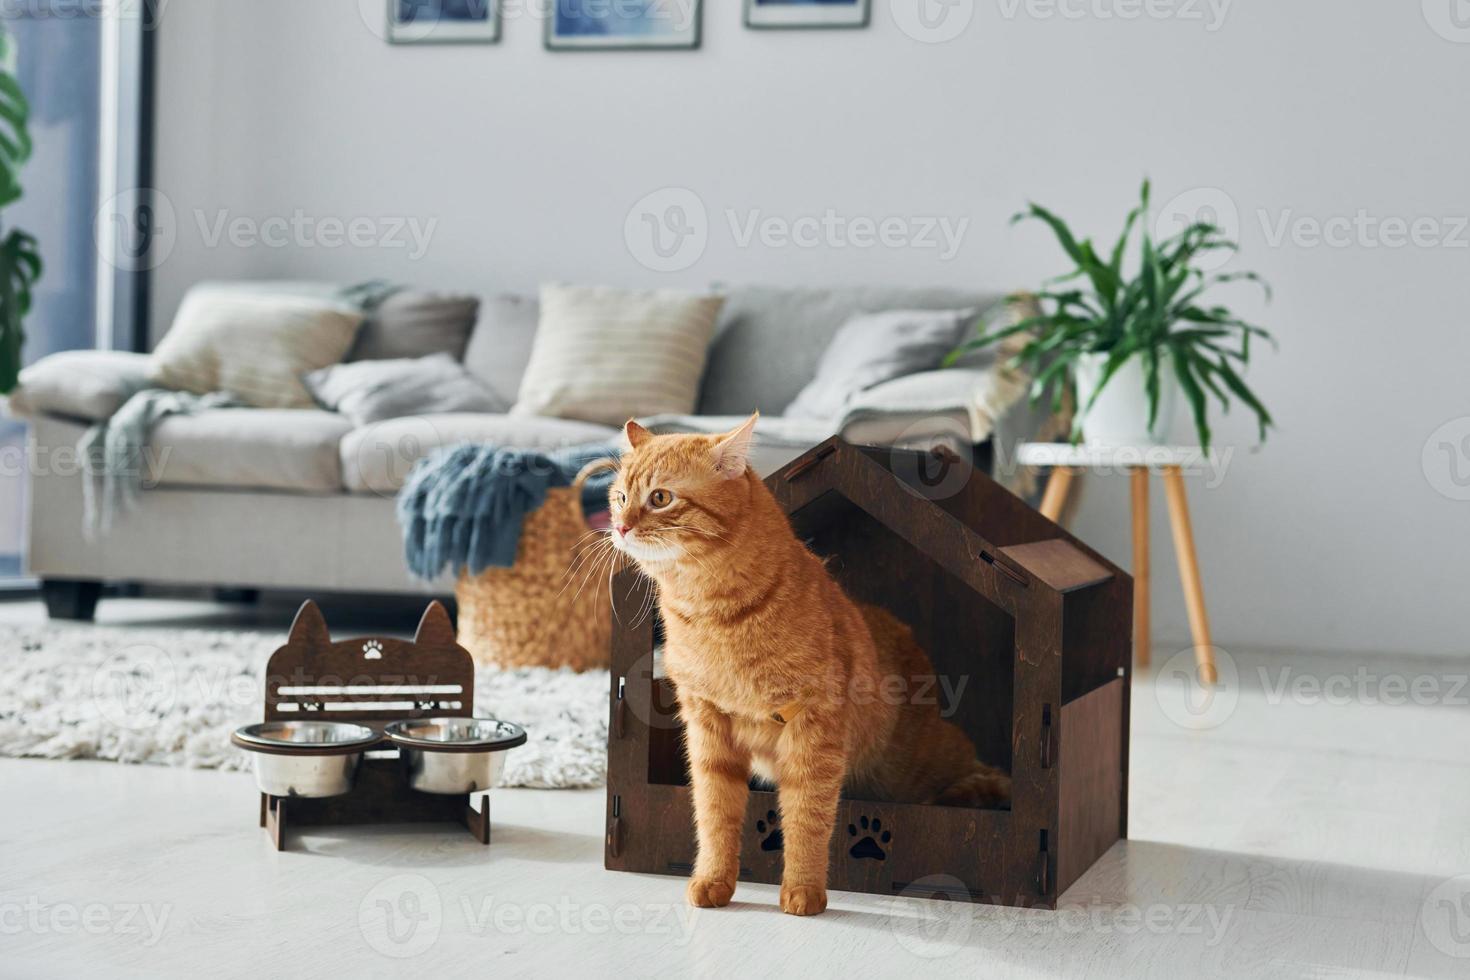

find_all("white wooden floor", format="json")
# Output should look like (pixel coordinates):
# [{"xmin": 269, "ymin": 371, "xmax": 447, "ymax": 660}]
[{"xmin": 2, "ymin": 599, "xmax": 1470, "ymax": 978}]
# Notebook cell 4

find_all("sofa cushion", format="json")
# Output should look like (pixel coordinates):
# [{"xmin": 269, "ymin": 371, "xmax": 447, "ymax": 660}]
[
  {"xmin": 150, "ymin": 285, "xmax": 364, "ymax": 408},
  {"xmin": 345, "ymin": 288, "xmax": 480, "ymax": 362},
  {"xmin": 461, "ymin": 293, "xmax": 540, "ymax": 405},
  {"xmin": 8, "ymin": 350, "xmax": 152, "ymax": 422},
  {"xmin": 304, "ymin": 353, "xmax": 507, "ymax": 426},
  {"xmin": 512, "ymin": 284, "xmax": 724, "ymax": 427},
  {"xmin": 697, "ymin": 284, "xmax": 1006, "ymax": 417},
  {"xmin": 146, "ymin": 409, "xmax": 353, "ymax": 493},
  {"xmin": 340, "ymin": 412, "xmax": 618, "ymax": 495},
  {"xmin": 784, "ymin": 307, "xmax": 977, "ymax": 421}
]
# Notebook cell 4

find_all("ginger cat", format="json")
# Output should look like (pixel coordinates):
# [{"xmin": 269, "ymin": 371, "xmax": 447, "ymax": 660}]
[{"xmin": 607, "ymin": 414, "xmax": 1009, "ymax": 917}]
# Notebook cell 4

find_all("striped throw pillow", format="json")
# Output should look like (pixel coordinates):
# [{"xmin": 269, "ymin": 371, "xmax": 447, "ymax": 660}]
[
  {"xmin": 511, "ymin": 284, "xmax": 724, "ymax": 426},
  {"xmin": 149, "ymin": 287, "xmax": 364, "ymax": 408}
]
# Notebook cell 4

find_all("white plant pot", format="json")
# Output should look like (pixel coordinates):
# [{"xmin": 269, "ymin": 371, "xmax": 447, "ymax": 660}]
[{"xmin": 1073, "ymin": 351, "xmax": 1180, "ymax": 448}]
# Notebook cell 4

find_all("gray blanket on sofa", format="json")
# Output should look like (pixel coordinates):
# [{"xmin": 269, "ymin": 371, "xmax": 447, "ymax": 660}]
[
  {"xmin": 79, "ymin": 388, "xmax": 244, "ymax": 535},
  {"xmin": 396, "ymin": 442, "xmax": 618, "ymax": 579}
]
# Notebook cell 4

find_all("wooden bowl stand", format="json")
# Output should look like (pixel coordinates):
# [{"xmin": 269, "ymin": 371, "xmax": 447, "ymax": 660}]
[{"xmin": 250, "ymin": 600, "xmax": 490, "ymax": 851}]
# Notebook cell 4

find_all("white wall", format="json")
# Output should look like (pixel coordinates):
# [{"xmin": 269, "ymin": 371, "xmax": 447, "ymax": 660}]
[{"xmin": 152, "ymin": 0, "xmax": 1470, "ymax": 658}]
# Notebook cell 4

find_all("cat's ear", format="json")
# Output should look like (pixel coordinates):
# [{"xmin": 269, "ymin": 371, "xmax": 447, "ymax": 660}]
[
  {"xmin": 624, "ymin": 420, "xmax": 652, "ymax": 449},
  {"xmin": 713, "ymin": 412, "xmax": 759, "ymax": 479}
]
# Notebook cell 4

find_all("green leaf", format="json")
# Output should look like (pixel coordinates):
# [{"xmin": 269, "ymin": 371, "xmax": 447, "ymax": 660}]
[
  {"xmin": 1189, "ymin": 351, "xmax": 1231, "ymax": 410},
  {"xmin": 1214, "ymin": 357, "xmax": 1274, "ymax": 442},
  {"xmin": 1108, "ymin": 193, "xmax": 1144, "ymax": 282},
  {"xmin": 1170, "ymin": 342, "xmax": 1212, "ymax": 450},
  {"xmin": 1016, "ymin": 202, "xmax": 1087, "ymax": 266},
  {"xmin": 1144, "ymin": 345, "xmax": 1161, "ymax": 429}
]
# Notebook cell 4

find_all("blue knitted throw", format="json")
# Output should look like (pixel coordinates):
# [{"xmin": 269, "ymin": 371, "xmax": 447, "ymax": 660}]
[{"xmin": 396, "ymin": 442, "xmax": 618, "ymax": 580}]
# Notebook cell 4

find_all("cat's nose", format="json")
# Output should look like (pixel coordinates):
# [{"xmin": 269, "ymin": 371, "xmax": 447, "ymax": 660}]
[{"xmin": 616, "ymin": 524, "xmax": 631, "ymax": 538}]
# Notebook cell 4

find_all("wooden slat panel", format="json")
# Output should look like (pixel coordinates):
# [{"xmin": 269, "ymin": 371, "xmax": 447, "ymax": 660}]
[
  {"xmin": 1000, "ymin": 539, "xmax": 1113, "ymax": 594},
  {"xmin": 1056, "ymin": 679, "xmax": 1124, "ymax": 897}
]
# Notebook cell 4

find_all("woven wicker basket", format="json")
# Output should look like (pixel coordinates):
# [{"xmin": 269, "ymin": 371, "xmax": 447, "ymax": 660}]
[{"xmin": 454, "ymin": 465, "xmax": 615, "ymax": 672}]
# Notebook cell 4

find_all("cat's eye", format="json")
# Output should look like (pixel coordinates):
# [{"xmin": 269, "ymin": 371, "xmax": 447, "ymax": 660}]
[
  {"xmin": 614, "ymin": 490, "xmax": 627, "ymax": 505},
  {"xmin": 648, "ymin": 488, "xmax": 674, "ymax": 509}
]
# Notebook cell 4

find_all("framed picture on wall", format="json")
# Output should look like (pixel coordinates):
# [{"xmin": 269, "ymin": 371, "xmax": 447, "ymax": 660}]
[
  {"xmin": 388, "ymin": 0, "xmax": 501, "ymax": 44},
  {"xmin": 744, "ymin": 0, "xmax": 870, "ymax": 29},
  {"xmin": 545, "ymin": 0, "xmax": 702, "ymax": 50}
]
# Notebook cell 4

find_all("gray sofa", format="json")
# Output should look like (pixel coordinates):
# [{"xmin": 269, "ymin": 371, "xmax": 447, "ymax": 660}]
[{"xmin": 7, "ymin": 282, "xmax": 1042, "ymax": 619}]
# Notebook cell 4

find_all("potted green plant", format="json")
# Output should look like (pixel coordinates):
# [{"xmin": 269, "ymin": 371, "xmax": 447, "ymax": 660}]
[
  {"xmin": 951, "ymin": 180, "xmax": 1274, "ymax": 450},
  {"xmin": 0, "ymin": 25, "xmax": 42, "ymax": 395}
]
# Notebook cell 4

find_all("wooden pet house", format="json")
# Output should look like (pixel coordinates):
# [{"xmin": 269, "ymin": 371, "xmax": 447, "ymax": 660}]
[{"xmin": 603, "ymin": 439, "xmax": 1132, "ymax": 908}]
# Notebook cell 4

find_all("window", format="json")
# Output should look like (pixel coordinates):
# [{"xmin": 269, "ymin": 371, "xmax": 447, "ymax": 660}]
[{"xmin": 0, "ymin": 5, "xmax": 151, "ymax": 582}]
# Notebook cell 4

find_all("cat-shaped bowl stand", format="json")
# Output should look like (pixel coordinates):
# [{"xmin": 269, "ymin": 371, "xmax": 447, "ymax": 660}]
[{"xmin": 246, "ymin": 600, "xmax": 491, "ymax": 851}]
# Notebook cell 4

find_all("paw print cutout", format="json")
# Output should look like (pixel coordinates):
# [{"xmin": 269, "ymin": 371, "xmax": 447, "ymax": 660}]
[
  {"xmin": 847, "ymin": 815, "xmax": 892, "ymax": 861},
  {"xmin": 756, "ymin": 810, "xmax": 783, "ymax": 852},
  {"xmin": 362, "ymin": 640, "xmax": 383, "ymax": 660}
]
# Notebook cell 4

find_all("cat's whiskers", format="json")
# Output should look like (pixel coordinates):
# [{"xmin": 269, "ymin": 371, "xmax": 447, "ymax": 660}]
[
  {"xmin": 559, "ymin": 530, "xmax": 613, "ymax": 596},
  {"xmin": 566, "ymin": 535, "xmax": 618, "ymax": 606},
  {"xmin": 633, "ymin": 576, "xmax": 660, "ymax": 628}
]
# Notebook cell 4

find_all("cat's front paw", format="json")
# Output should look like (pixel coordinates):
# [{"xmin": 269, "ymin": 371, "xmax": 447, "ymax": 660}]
[
  {"xmin": 686, "ymin": 877, "xmax": 735, "ymax": 908},
  {"xmin": 779, "ymin": 883, "xmax": 828, "ymax": 916}
]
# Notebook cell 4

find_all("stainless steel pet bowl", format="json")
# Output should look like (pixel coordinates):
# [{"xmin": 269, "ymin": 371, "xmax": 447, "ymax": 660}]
[
  {"xmin": 230, "ymin": 721, "xmax": 383, "ymax": 798},
  {"xmin": 384, "ymin": 718, "xmax": 527, "ymax": 795}
]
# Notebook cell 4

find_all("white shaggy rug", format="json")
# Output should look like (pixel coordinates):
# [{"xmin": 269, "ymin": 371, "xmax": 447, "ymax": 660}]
[{"xmin": 0, "ymin": 623, "xmax": 609, "ymax": 789}]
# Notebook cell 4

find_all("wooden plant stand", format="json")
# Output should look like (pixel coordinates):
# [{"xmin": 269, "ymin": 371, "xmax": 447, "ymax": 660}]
[
  {"xmin": 1020, "ymin": 443, "xmax": 1220, "ymax": 684},
  {"xmin": 247, "ymin": 600, "xmax": 490, "ymax": 851},
  {"xmin": 603, "ymin": 439, "xmax": 1132, "ymax": 908}
]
